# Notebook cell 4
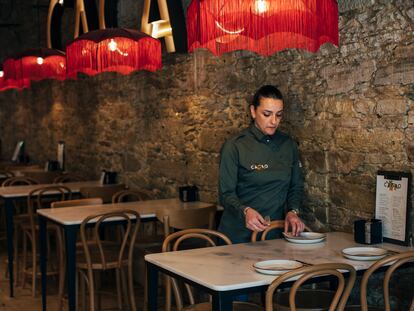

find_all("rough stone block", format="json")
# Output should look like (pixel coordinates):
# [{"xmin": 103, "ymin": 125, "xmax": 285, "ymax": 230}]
[
  {"xmin": 376, "ymin": 99, "xmax": 408, "ymax": 115},
  {"xmin": 321, "ymin": 60, "xmax": 375, "ymax": 95},
  {"xmin": 374, "ymin": 59, "xmax": 414, "ymax": 85},
  {"xmin": 329, "ymin": 178, "xmax": 375, "ymax": 213},
  {"xmin": 199, "ymin": 129, "xmax": 234, "ymax": 153},
  {"xmin": 327, "ymin": 151, "xmax": 364, "ymax": 174}
]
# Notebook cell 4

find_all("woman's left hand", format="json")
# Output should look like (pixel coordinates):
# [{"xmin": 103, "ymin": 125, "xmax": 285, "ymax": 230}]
[{"xmin": 284, "ymin": 212, "xmax": 305, "ymax": 236}]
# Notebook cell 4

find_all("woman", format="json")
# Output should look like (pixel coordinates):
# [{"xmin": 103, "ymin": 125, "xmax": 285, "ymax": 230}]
[{"xmin": 218, "ymin": 85, "xmax": 305, "ymax": 244}]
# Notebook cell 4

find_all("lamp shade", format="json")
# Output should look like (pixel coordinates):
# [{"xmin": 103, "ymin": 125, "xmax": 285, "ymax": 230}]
[
  {"xmin": 66, "ymin": 28, "xmax": 162, "ymax": 77},
  {"xmin": 2, "ymin": 48, "xmax": 66, "ymax": 88},
  {"xmin": 187, "ymin": 0, "xmax": 339, "ymax": 56},
  {"xmin": 0, "ymin": 68, "xmax": 20, "ymax": 91}
]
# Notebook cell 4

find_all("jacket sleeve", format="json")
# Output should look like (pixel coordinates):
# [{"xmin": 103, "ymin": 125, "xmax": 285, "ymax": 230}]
[
  {"xmin": 286, "ymin": 141, "xmax": 304, "ymax": 212},
  {"xmin": 219, "ymin": 140, "xmax": 246, "ymax": 216}
]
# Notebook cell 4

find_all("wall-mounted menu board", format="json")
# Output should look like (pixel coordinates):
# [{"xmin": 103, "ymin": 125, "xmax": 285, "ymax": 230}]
[{"xmin": 375, "ymin": 171, "xmax": 412, "ymax": 245}]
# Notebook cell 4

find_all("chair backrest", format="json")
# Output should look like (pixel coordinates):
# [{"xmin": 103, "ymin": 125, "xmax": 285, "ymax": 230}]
[
  {"xmin": 27, "ymin": 185, "xmax": 73, "ymax": 215},
  {"xmin": 112, "ymin": 189, "xmax": 153, "ymax": 203},
  {"xmin": 265, "ymin": 263, "xmax": 356, "ymax": 311},
  {"xmin": 53, "ymin": 174, "xmax": 84, "ymax": 183},
  {"xmin": 26, "ymin": 185, "xmax": 72, "ymax": 241},
  {"xmin": 251, "ymin": 220, "xmax": 311, "ymax": 242},
  {"xmin": 2, "ymin": 176, "xmax": 39, "ymax": 187},
  {"xmin": 24, "ymin": 171, "xmax": 62, "ymax": 184},
  {"xmin": 79, "ymin": 209, "xmax": 140, "ymax": 270},
  {"xmin": 80, "ymin": 184, "xmax": 126, "ymax": 203},
  {"xmin": 51, "ymin": 198, "xmax": 103, "ymax": 208},
  {"xmin": 359, "ymin": 251, "xmax": 414, "ymax": 311},
  {"xmin": 156, "ymin": 205, "xmax": 217, "ymax": 237},
  {"xmin": 162, "ymin": 229, "xmax": 232, "ymax": 311}
]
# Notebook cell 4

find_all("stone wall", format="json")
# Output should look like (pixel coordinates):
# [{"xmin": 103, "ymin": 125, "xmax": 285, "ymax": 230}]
[{"xmin": 1, "ymin": 1, "xmax": 414, "ymax": 240}]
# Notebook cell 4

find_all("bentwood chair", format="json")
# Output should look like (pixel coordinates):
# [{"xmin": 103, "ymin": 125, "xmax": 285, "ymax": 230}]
[
  {"xmin": 345, "ymin": 251, "xmax": 414, "ymax": 311},
  {"xmin": 2, "ymin": 176, "xmax": 39, "ymax": 187},
  {"xmin": 266, "ymin": 263, "xmax": 356, "ymax": 311},
  {"xmin": 51, "ymin": 198, "xmax": 104, "ymax": 311},
  {"xmin": 162, "ymin": 228, "xmax": 263, "ymax": 311},
  {"xmin": 251, "ymin": 220, "xmax": 311, "ymax": 242},
  {"xmin": 23, "ymin": 171, "xmax": 62, "ymax": 184},
  {"xmin": 112, "ymin": 189, "xmax": 153, "ymax": 203},
  {"xmin": 77, "ymin": 210, "xmax": 140, "ymax": 311},
  {"xmin": 156, "ymin": 205, "xmax": 217, "ymax": 237},
  {"xmin": 113, "ymin": 188, "xmax": 162, "ymax": 246},
  {"xmin": 20, "ymin": 185, "xmax": 72, "ymax": 296},
  {"xmin": 53, "ymin": 174, "xmax": 84, "ymax": 183},
  {"xmin": 2, "ymin": 176, "xmax": 39, "ymax": 282},
  {"xmin": 80, "ymin": 183, "xmax": 126, "ymax": 203}
]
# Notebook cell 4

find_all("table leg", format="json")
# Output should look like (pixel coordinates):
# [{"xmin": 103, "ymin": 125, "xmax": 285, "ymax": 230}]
[
  {"xmin": 65, "ymin": 226, "xmax": 78, "ymax": 311},
  {"xmin": 212, "ymin": 291, "xmax": 233, "ymax": 311},
  {"xmin": 39, "ymin": 216, "xmax": 48, "ymax": 311},
  {"xmin": 147, "ymin": 262, "xmax": 159, "ymax": 311},
  {"xmin": 4, "ymin": 198, "xmax": 14, "ymax": 297}
]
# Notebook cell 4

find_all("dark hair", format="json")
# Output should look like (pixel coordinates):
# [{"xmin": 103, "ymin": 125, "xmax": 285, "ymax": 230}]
[{"xmin": 251, "ymin": 85, "xmax": 283, "ymax": 108}]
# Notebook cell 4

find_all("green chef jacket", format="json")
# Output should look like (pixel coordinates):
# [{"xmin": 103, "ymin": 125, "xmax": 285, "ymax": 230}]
[{"xmin": 218, "ymin": 125, "xmax": 304, "ymax": 243}]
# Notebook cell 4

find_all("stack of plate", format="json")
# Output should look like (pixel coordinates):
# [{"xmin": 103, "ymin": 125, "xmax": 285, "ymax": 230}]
[
  {"xmin": 283, "ymin": 232, "xmax": 326, "ymax": 244},
  {"xmin": 253, "ymin": 259, "xmax": 304, "ymax": 275},
  {"xmin": 341, "ymin": 247, "xmax": 388, "ymax": 261}
]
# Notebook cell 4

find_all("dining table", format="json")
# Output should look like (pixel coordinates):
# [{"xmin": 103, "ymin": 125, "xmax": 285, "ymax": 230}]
[
  {"xmin": 37, "ymin": 198, "xmax": 216, "ymax": 311},
  {"xmin": 145, "ymin": 231, "xmax": 414, "ymax": 311},
  {"xmin": 0, "ymin": 180, "xmax": 102, "ymax": 297}
]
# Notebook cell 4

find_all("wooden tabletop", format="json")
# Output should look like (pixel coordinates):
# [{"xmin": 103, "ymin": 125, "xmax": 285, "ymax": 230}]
[
  {"xmin": 0, "ymin": 180, "xmax": 103, "ymax": 198},
  {"xmin": 37, "ymin": 198, "xmax": 215, "ymax": 225},
  {"xmin": 145, "ymin": 232, "xmax": 413, "ymax": 291}
]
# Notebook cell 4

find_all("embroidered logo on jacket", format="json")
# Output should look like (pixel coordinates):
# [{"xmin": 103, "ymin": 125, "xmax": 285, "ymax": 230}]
[{"xmin": 250, "ymin": 164, "xmax": 269, "ymax": 171}]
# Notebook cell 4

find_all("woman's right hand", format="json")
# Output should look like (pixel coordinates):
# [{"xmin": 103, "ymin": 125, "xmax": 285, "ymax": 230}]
[{"xmin": 245, "ymin": 208, "xmax": 268, "ymax": 232}]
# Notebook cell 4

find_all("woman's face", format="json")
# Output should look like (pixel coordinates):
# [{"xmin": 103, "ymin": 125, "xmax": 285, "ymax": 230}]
[{"xmin": 250, "ymin": 97, "xmax": 284, "ymax": 136}]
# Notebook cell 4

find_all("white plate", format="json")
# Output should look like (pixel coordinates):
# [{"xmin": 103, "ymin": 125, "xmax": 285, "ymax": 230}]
[
  {"xmin": 342, "ymin": 247, "xmax": 388, "ymax": 261},
  {"xmin": 283, "ymin": 232, "xmax": 326, "ymax": 244},
  {"xmin": 253, "ymin": 259, "xmax": 303, "ymax": 275}
]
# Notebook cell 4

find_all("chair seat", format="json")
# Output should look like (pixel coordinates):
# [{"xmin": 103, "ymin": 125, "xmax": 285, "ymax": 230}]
[
  {"xmin": 182, "ymin": 301, "xmax": 262, "ymax": 311},
  {"xmin": 77, "ymin": 242, "xmax": 128, "ymax": 270}
]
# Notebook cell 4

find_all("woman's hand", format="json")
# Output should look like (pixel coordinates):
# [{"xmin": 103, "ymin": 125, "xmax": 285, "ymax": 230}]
[
  {"xmin": 284, "ymin": 211, "xmax": 305, "ymax": 236},
  {"xmin": 245, "ymin": 208, "xmax": 268, "ymax": 232}
]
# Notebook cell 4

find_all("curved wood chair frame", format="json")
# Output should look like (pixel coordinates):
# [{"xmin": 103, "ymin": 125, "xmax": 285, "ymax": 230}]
[
  {"xmin": 251, "ymin": 220, "xmax": 311, "ymax": 242},
  {"xmin": 2, "ymin": 176, "xmax": 39, "ymax": 283},
  {"xmin": 79, "ymin": 210, "xmax": 140, "ymax": 311},
  {"xmin": 162, "ymin": 229, "xmax": 261, "ymax": 311},
  {"xmin": 21, "ymin": 185, "xmax": 72, "ymax": 296},
  {"xmin": 112, "ymin": 189, "xmax": 152, "ymax": 203},
  {"xmin": 53, "ymin": 174, "xmax": 83, "ymax": 183},
  {"xmin": 23, "ymin": 171, "xmax": 62, "ymax": 184},
  {"xmin": 156, "ymin": 205, "xmax": 217, "ymax": 237},
  {"xmin": 2, "ymin": 176, "xmax": 39, "ymax": 187},
  {"xmin": 358, "ymin": 251, "xmax": 414, "ymax": 311},
  {"xmin": 80, "ymin": 183, "xmax": 125, "ymax": 203},
  {"xmin": 266, "ymin": 263, "xmax": 356, "ymax": 311}
]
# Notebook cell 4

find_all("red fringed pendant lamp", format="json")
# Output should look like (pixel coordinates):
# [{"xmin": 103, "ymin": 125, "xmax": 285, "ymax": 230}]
[
  {"xmin": 0, "ymin": 67, "xmax": 20, "ymax": 91},
  {"xmin": 2, "ymin": 48, "xmax": 66, "ymax": 88},
  {"xmin": 66, "ymin": 28, "xmax": 162, "ymax": 78},
  {"xmin": 187, "ymin": 0, "xmax": 339, "ymax": 56}
]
